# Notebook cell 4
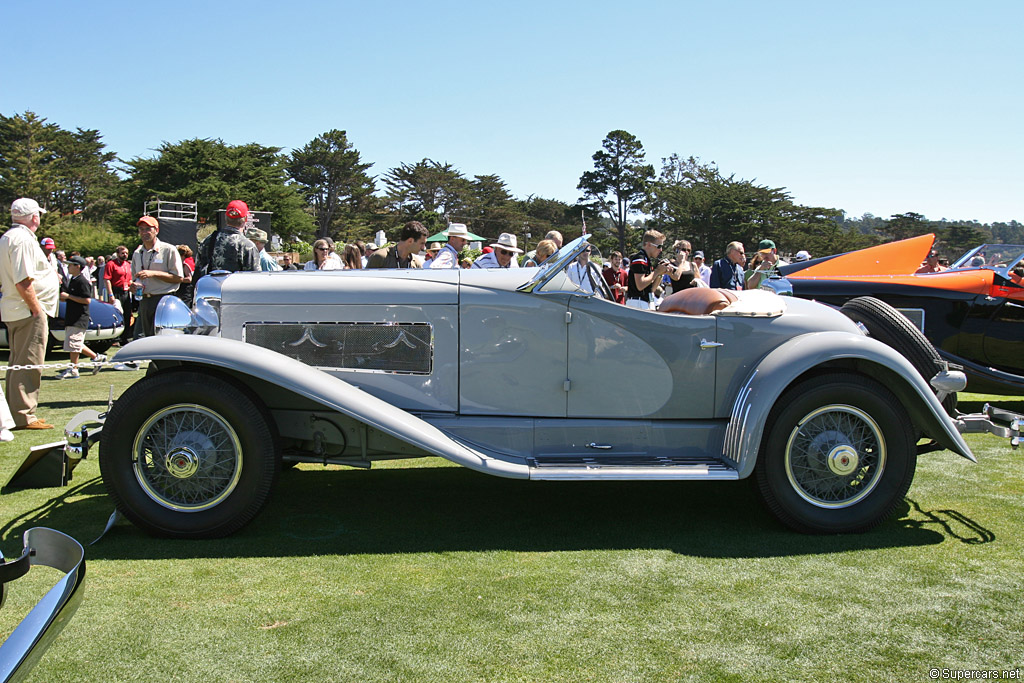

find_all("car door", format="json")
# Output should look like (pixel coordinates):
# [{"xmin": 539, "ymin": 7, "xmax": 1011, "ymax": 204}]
[
  {"xmin": 565, "ymin": 295, "xmax": 717, "ymax": 419},
  {"xmin": 458, "ymin": 284, "xmax": 569, "ymax": 417}
]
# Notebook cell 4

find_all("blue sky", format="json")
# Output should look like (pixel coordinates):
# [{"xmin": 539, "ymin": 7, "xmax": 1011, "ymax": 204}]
[{"xmin": 4, "ymin": 0, "xmax": 1020, "ymax": 223}]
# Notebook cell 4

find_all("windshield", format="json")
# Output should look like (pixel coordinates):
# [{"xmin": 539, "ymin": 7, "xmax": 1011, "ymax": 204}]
[
  {"xmin": 518, "ymin": 235, "xmax": 611, "ymax": 299},
  {"xmin": 949, "ymin": 244, "xmax": 1024, "ymax": 272}
]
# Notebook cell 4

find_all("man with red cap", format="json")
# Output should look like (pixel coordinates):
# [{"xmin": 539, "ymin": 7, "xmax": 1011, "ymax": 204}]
[
  {"xmin": 131, "ymin": 215, "xmax": 183, "ymax": 338},
  {"xmin": 195, "ymin": 200, "xmax": 259, "ymax": 280}
]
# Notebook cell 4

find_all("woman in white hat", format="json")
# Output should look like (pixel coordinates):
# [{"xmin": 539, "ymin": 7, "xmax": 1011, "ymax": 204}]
[{"xmin": 472, "ymin": 233, "xmax": 522, "ymax": 269}]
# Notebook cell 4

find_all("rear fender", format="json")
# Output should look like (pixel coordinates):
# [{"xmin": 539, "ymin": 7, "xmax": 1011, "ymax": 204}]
[
  {"xmin": 115, "ymin": 336, "xmax": 529, "ymax": 479},
  {"xmin": 725, "ymin": 331, "xmax": 974, "ymax": 477}
]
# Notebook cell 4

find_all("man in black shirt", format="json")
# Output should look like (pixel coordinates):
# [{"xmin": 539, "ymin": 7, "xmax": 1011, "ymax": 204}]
[
  {"xmin": 195, "ymin": 200, "xmax": 260, "ymax": 280},
  {"xmin": 626, "ymin": 230, "xmax": 672, "ymax": 310},
  {"xmin": 57, "ymin": 256, "xmax": 106, "ymax": 379}
]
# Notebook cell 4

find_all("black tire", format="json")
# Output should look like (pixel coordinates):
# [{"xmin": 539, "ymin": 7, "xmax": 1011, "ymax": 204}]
[
  {"xmin": 99, "ymin": 369, "xmax": 280, "ymax": 538},
  {"xmin": 755, "ymin": 373, "xmax": 917, "ymax": 534},
  {"xmin": 840, "ymin": 296, "xmax": 956, "ymax": 414},
  {"xmin": 90, "ymin": 339, "xmax": 114, "ymax": 355}
]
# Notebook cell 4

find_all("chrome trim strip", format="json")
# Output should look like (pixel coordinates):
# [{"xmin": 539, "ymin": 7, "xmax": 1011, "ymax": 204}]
[{"xmin": 724, "ymin": 370, "xmax": 757, "ymax": 466}]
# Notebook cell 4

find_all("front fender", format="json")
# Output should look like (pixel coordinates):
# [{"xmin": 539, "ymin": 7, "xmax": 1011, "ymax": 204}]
[
  {"xmin": 725, "ymin": 331, "xmax": 974, "ymax": 477},
  {"xmin": 115, "ymin": 336, "xmax": 529, "ymax": 479}
]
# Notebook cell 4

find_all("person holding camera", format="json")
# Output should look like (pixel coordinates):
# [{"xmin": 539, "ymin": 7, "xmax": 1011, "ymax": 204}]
[{"xmin": 625, "ymin": 230, "xmax": 673, "ymax": 310}]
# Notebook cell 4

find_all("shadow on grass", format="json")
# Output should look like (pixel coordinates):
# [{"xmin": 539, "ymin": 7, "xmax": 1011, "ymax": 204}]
[{"xmin": 1, "ymin": 464, "xmax": 994, "ymax": 560}]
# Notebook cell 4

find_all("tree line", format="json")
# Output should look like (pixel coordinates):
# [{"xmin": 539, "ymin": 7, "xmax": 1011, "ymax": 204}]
[{"xmin": 1, "ymin": 112, "xmax": 1018, "ymax": 261}]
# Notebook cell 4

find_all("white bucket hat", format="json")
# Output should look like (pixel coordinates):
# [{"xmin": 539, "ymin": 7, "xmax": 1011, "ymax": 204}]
[
  {"xmin": 446, "ymin": 223, "xmax": 470, "ymax": 239},
  {"xmin": 491, "ymin": 233, "xmax": 523, "ymax": 254}
]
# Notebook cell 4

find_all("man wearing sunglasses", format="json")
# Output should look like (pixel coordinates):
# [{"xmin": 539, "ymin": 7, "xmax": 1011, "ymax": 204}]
[
  {"xmin": 472, "ymin": 233, "xmax": 522, "ymax": 268},
  {"xmin": 709, "ymin": 241, "xmax": 746, "ymax": 291},
  {"xmin": 625, "ymin": 230, "xmax": 672, "ymax": 310}
]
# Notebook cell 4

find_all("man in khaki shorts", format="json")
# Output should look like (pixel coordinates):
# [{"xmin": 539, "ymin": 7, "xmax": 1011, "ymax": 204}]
[
  {"xmin": 57, "ymin": 255, "xmax": 106, "ymax": 379},
  {"xmin": 0, "ymin": 198, "xmax": 60, "ymax": 430}
]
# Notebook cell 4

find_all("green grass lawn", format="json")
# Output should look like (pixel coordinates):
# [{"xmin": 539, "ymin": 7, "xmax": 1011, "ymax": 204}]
[{"xmin": 0, "ymin": 354, "xmax": 1022, "ymax": 682}]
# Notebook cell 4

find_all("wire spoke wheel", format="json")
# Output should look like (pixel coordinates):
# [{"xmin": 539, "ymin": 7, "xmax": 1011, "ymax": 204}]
[
  {"xmin": 755, "ymin": 373, "xmax": 916, "ymax": 534},
  {"xmin": 784, "ymin": 405, "xmax": 885, "ymax": 508},
  {"xmin": 101, "ymin": 370, "xmax": 279, "ymax": 538},
  {"xmin": 133, "ymin": 404, "xmax": 243, "ymax": 511}
]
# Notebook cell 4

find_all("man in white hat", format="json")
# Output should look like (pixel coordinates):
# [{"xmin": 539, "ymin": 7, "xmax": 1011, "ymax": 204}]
[
  {"xmin": 429, "ymin": 223, "xmax": 471, "ymax": 269},
  {"xmin": 0, "ymin": 198, "xmax": 61, "ymax": 431},
  {"xmin": 473, "ymin": 233, "xmax": 522, "ymax": 268}
]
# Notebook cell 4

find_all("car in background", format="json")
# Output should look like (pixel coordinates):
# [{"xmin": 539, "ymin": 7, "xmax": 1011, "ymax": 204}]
[
  {"xmin": 0, "ymin": 297, "xmax": 124, "ymax": 355},
  {"xmin": 766, "ymin": 234, "xmax": 1024, "ymax": 396}
]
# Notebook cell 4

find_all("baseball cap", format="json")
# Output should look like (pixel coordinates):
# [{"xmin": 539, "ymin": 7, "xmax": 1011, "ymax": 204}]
[
  {"xmin": 40, "ymin": 237, "xmax": 55, "ymax": 248},
  {"xmin": 693, "ymin": 250, "xmax": 704, "ymax": 259},
  {"xmin": 137, "ymin": 215, "xmax": 159, "ymax": 229},
  {"xmin": 11, "ymin": 198, "xmax": 46, "ymax": 218},
  {"xmin": 226, "ymin": 200, "xmax": 249, "ymax": 219},
  {"xmin": 68, "ymin": 255, "xmax": 88, "ymax": 268},
  {"xmin": 758, "ymin": 239, "xmax": 776, "ymax": 254}
]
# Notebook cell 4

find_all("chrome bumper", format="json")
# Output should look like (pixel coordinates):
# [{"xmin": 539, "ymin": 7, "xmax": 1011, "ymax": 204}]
[
  {"xmin": 954, "ymin": 404, "xmax": 1022, "ymax": 448},
  {"xmin": 0, "ymin": 528, "xmax": 86, "ymax": 683}
]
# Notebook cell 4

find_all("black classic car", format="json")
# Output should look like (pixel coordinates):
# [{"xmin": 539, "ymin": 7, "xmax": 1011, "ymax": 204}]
[{"xmin": 766, "ymin": 234, "xmax": 1024, "ymax": 396}]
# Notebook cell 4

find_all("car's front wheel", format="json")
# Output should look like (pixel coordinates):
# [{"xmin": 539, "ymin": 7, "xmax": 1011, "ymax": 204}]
[
  {"xmin": 99, "ymin": 369, "xmax": 279, "ymax": 538},
  {"xmin": 755, "ymin": 373, "xmax": 916, "ymax": 534}
]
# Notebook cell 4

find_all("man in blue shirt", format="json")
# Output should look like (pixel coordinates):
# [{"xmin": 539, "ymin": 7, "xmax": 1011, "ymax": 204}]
[{"xmin": 709, "ymin": 241, "xmax": 745, "ymax": 291}]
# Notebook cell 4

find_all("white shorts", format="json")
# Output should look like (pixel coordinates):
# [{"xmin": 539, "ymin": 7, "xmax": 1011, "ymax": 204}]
[
  {"xmin": 625, "ymin": 299, "xmax": 652, "ymax": 310},
  {"xmin": 63, "ymin": 326, "xmax": 88, "ymax": 353}
]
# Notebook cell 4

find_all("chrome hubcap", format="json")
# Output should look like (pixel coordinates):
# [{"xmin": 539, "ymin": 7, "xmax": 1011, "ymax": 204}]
[
  {"xmin": 165, "ymin": 447, "xmax": 200, "ymax": 479},
  {"xmin": 827, "ymin": 445, "xmax": 859, "ymax": 476}
]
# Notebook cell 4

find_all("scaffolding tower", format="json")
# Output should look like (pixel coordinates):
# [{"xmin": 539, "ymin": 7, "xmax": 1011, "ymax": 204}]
[{"xmin": 143, "ymin": 200, "xmax": 198, "ymax": 221}]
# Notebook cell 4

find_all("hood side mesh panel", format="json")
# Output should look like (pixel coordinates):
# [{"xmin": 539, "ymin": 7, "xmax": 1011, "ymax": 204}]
[{"xmin": 244, "ymin": 322, "xmax": 432, "ymax": 374}]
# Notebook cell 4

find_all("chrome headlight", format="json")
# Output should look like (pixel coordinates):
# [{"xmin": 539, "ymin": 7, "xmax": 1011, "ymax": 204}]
[
  {"xmin": 759, "ymin": 276, "xmax": 793, "ymax": 296},
  {"xmin": 155, "ymin": 295, "xmax": 219, "ymax": 335},
  {"xmin": 155, "ymin": 274, "xmax": 225, "ymax": 336},
  {"xmin": 154, "ymin": 296, "xmax": 193, "ymax": 335}
]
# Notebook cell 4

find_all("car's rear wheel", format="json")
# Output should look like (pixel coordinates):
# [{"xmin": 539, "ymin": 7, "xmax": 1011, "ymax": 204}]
[
  {"xmin": 99, "ymin": 369, "xmax": 279, "ymax": 538},
  {"xmin": 839, "ymin": 296, "xmax": 956, "ymax": 414},
  {"xmin": 755, "ymin": 373, "xmax": 917, "ymax": 534}
]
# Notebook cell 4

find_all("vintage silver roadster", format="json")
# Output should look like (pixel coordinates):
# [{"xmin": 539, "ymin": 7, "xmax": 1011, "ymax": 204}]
[{"xmin": 89, "ymin": 236, "xmax": 976, "ymax": 538}]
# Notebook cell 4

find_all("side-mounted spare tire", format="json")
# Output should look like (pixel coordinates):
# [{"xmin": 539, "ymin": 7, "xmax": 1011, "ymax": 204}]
[
  {"xmin": 839, "ymin": 296, "xmax": 956, "ymax": 414},
  {"xmin": 99, "ymin": 369, "xmax": 280, "ymax": 538}
]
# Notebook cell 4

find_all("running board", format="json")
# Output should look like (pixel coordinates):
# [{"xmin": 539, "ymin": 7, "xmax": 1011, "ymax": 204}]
[{"xmin": 527, "ymin": 455, "xmax": 739, "ymax": 481}]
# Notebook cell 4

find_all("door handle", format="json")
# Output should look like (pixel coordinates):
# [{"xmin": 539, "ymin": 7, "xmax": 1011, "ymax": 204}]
[
  {"xmin": 700, "ymin": 339, "xmax": 723, "ymax": 350},
  {"xmin": 586, "ymin": 443, "xmax": 612, "ymax": 450}
]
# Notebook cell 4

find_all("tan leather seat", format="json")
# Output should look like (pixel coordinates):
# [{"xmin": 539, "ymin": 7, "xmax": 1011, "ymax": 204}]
[{"xmin": 658, "ymin": 288, "xmax": 738, "ymax": 315}]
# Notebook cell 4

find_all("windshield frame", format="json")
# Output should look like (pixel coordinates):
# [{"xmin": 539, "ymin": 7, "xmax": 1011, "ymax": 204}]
[{"xmin": 948, "ymin": 244, "xmax": 1024, "ymax": 275}]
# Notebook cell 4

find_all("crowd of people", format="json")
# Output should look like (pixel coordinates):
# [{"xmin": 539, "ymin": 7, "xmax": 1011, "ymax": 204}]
[
  {"xmin": 1, "ymin": 196, "xmax": 825, "ymax": 439},
  {"xmin": 0, "ymin": 197, "xmax": 287, "ymax": 438}
]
